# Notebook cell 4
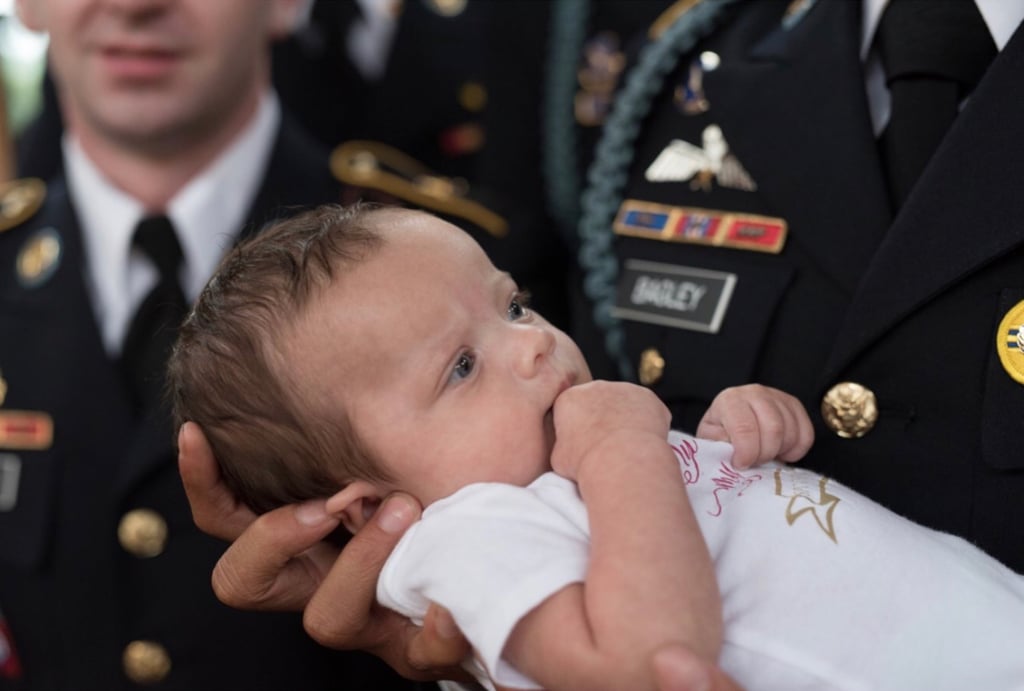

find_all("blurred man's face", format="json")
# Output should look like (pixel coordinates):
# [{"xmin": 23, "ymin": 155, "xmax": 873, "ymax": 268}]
[{"xmin": 19, "ymin": 0, "xmax": 299, "ymax": 156}]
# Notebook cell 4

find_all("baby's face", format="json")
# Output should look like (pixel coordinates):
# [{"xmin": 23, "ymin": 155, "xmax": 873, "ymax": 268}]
[{"xmin": 288, "ymin": 212, "xmax": 592, "ymax": 506}]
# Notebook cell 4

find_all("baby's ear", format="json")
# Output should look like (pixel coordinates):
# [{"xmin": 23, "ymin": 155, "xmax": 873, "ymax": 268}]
[{"xmin": 326, "ymin": 481, "xmax": 384, "ymax": 534}]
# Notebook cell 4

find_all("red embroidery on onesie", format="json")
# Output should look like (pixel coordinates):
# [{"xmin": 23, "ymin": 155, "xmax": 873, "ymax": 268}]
[
  {"xmin": 707, "ymin": 463, "xmax": 763, "ymax": 517},
  {"xmin": 671, "ymin": 437, "xmax": 700, "ymax": 484}
]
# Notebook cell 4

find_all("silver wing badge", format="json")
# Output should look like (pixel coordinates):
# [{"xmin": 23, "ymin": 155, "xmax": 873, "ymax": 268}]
[{"xmin": 644, "ymin": 125, "xmax": 757, "ymax": 192}]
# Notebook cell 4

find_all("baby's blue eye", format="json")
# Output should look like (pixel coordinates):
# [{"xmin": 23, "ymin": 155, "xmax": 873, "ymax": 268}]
[
  {"xmin": 451, "ymin": 352, "xmax": 476, "ymax": 381},
  {"xmin": 507, "ymin": 290, "xmax": 531, "ymax": 320}
]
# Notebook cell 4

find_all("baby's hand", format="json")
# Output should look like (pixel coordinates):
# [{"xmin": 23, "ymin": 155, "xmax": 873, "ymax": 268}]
[
  {"xmin": 696, "ymin": 384, "xmax": 814, "ymax": 469},
  {"xmin": 550, "ymin": 380, "xmax": 671, "ymax": 481}
]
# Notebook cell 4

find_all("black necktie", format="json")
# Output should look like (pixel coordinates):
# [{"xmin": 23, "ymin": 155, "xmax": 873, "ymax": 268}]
[
  {"xmin": 877, "ymin": 0, "xmax": 996, "ymax": 208},
  {"xmin": 120, "ymin": 215, "xmax": 187, "ymax": 410}
]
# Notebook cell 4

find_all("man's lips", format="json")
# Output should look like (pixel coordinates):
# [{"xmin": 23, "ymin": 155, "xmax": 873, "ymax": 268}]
[{"xmin": 99, "ymin": 45, "xmax": 180, "ymax": 81}]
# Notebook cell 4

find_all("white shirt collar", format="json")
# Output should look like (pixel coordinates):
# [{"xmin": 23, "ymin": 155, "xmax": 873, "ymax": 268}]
[
  {"xmin": 67, "ymin": 90, "xmax": 281, "ymax": 355},
  {"xmin": 169, "ymin": 90, "xmax": 281, "ymax": 305}
]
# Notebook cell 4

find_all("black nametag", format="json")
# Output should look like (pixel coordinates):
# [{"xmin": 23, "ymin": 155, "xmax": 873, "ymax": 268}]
[{"xmin": 613, "ymin": 259, "xmax": 737, "ymax": 333}]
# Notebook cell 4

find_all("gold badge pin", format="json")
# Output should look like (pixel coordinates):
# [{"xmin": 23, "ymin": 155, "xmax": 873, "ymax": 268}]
[
  {"xmin": 996, "ymin": 299, "xmax": 1024, "ymax": 385},
  {"xmin": 17, "ymin": 227, "xmax": 62, "ymax": 288},
  {"xmin": 0, "ymin": 178, "xmax": 45, "ymax": 234}
]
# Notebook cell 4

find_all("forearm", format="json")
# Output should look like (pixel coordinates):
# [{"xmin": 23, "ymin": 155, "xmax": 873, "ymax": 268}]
[
  {"xmin": 577, "ymin": 431, "xmax": 722, "ymax": 666},
  {"xmin": 504, "ymin": 382, "xmax": 722, "ymax": 689},
  {"xmin": 505, "ymin": 432, "xmax": 722, "ymax": 690}
]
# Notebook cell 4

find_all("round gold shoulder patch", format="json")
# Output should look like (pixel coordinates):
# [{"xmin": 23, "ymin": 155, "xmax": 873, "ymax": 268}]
[
  {"xmin": 996, "ymin": 299, "xmax": 1024, "ymax": 385},
  {"xmin": 0, "ymin": 178, "xmax": 46, "ymax": 233}
]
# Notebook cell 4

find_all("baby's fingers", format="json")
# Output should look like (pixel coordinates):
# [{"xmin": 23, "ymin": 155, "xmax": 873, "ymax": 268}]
[
  {"xmin": 697, "ymin": 385, "xmax": 813, "ymax": 468},
  {"xmin": 773, "ymin": 394, "xmax": 814, "ymax": 462},
  {"xmin": 696, "ymin": 392, "xmax": 764, "ymax": 468}
]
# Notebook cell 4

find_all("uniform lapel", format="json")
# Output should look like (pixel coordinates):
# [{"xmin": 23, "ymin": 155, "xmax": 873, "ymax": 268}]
[
  {"xmin": 241, "ymin": 114, "xmax": 339, "ymax": 241},
  {"xmin": 705, "ymin": 0, "xmax": 892, "ymax": 293},
  {"xmin": 822, "ymin": 22, "xmax": 1024, "ymax": 382},
  {"xmin": 0, "ymin": 181, "xmax": 129, "ymax": 568},
  {"xmin": 0, "ymin": 181, "xmax": 125, "ymax": 425}
]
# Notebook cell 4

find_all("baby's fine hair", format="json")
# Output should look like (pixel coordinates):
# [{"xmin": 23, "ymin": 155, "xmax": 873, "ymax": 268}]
[{"xmin": 169, "ymin": 203, "xmax": 398, "ymax": 514}]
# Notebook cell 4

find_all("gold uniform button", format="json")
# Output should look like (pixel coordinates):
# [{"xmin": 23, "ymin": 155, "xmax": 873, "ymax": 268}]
[
  {"xmin": 821, "ymin": 382, "xmax": 878, "ymax": 439},
  {"xmin": 457, "ymin": 81, "xmax": 488, "ymax": 113},
  {"xmin": 638, "ymin": 348, "xmax": 666, "ymax": 387},
  {"xmin": 118, "ymin": 509, "xmax": 168, "ymax": 558},
  {"xmin": 123, "ymin": 640, "xmax": 171, "ymax": 685}
]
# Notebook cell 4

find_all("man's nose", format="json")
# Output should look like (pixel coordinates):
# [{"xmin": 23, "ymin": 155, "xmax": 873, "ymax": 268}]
[{"xmin": 512, "ymin": 325, "xmax": 556, "ymax": 378}]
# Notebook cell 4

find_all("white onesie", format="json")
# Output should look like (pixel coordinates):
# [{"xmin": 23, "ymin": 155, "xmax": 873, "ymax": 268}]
[{"xmin": 378, "ymin": 431, "xmax": 1024, "ymax": 690}]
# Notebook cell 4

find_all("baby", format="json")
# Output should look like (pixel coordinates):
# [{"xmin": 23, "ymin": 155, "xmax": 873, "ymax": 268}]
[{"xmin": 169, "ymin": 204, "xmax": 1024, "ymax": 691}]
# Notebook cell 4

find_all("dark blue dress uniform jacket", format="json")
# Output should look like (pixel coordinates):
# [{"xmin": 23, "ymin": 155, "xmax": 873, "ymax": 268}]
[
  {"xmin": 598, "ymin": 0, "xmax": 1024, "ymax": 571},
  {"xmin": 0, "ymin": 119, "xmax": 420, "ymax": 689}
]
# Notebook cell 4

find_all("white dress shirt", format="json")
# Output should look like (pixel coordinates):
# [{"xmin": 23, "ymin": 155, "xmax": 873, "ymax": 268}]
[{"xmin": 67, "ymin": 91, "xmax": 281, "ymax": 356}]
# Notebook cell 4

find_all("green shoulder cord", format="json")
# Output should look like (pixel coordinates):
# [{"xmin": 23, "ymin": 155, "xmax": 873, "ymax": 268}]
[{"xmin": 577, "ymin": 0, "xmax": 741, "ymax": 380}]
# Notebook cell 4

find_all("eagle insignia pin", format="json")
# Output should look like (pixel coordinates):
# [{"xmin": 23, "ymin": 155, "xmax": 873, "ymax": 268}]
[{"xmin": 645, "ymin": 125, "xmax": 757, "ymax": 192}]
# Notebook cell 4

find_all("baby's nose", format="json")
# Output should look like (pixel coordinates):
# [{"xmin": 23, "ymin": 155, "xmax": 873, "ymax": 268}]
[{"xmin": 513, "ymin": 326, "xmax": 556, "ymax": 379}]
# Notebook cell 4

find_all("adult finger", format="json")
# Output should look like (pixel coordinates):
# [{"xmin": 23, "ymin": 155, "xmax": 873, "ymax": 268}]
[
  {"xmin": 407, "ymin": 605, "xmax": 474, "ymax": 681},
  {"xmin": 212, "ymin": 498, "xmax": 342, "ymax": 612},
  {"xmin": 178, "ymin": 421, "xmax": 254, "ymax": 540},
  {"xmin": 303, "ymin": 494, "xmax": 420, "ymax": 650},
  {"xmin": 303, "ymin": 494, "xmax": 468, "ymax": 680}
]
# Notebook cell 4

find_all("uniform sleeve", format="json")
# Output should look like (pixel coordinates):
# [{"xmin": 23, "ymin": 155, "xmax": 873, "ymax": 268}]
[{"xmin": 378, "ymin": 477, "xmax": 590, "ymax": 690}]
